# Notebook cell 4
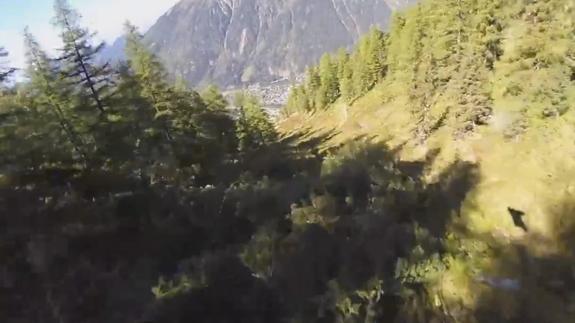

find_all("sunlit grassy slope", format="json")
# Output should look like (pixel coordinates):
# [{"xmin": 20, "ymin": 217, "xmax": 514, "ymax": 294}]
[
  {"xmin": 279, "ymin": 82, "xmax": 575, "ymax": 321},
  {"xmin": 278, "ymin": 0, "xmax": 575, "ymax": 318},
  {"xmin": 279, "ymin": 78, "xmax": 575, "ymax": 237}
]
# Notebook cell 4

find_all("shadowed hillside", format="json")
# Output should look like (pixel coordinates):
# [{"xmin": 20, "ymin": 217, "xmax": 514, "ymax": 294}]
[{"xmin": 1, "ymin": 0, "xmax": 574, "ymax": 321}]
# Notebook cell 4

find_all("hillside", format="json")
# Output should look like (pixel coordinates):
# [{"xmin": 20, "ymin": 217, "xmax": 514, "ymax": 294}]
[
  {"xmin": 2, "ymin": 0, "xmax": 575, "ymax": 322},
  {"xmin": 279, "ymin": 0, "xmax": 575, "ymax": 320},
  {"xmin": 143, "ymin": 0, "xmax": 416, "ymax": 87}
]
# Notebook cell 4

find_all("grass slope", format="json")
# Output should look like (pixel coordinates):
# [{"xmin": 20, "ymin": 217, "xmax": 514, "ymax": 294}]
[{"xmin": 278, "ymin": 0, "xmax": 575, "ymax": 319}]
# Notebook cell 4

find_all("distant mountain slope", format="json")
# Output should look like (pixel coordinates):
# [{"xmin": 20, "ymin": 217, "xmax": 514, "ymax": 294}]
[
  {"xmin": 99, "ymin": 36, "xmax": 126, "ymax": 64},
  {"xmin": 143, "ymin": 0, "xmax": 416, "ymax": 87}
]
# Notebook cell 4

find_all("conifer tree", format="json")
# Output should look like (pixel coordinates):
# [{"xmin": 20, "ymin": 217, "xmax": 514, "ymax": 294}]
[
  {"xmin": 339, "ymin": 56, "xmax": 355, "ymax": 101},
  {"xmin": 317, "ymin": 53, "xmax": 340, "ymax": 108},
  {"xmin": 53, "ymin": 0, "xmax": 113, "ymax": 115},
  {"xmin": 285, "ymin": 85, "xmax": 310, "ymax": 114},
  {"xmin": 305, "ymin": 66, "xmax": 321, "ymax": 109},
  {"xmin": 24, "ymin": 29, "xmax": 88, "ymax": 163},
  {"xmin": 124, "ymin": 22, "xmax": 207, "ymax": 137},
  {"xmin": 125, "ymin": 22, "xmax": 237, "ymax": 171},
  {"xmin": 353, "ymin": 28, "xmax": 387, "ymax": 95},
  {"xmin": 284, "ymin": 28, "xmax": 389, "ymax": 114},
  {"xmin": 336, "ymin": 48, "xmax": 350, "ymax": 81},
  {"xmin": 123, "ymin": 21, "xmax": 181, "ymax": 149},
  {"xmin": 124, "ymin": 22, "xmax": 173, "ymax": 117},
  {"xmin": 365, "ymin": 28, "xmax": 387, "ymax": 84}
]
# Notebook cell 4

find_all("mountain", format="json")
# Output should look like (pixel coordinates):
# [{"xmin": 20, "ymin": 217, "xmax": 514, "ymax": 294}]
[
  {"xmin": 143, "ymin": 0, "xmax": 416, "ymax": 88},
  {"xmin": 99, "ymin": 36, "xmax": 126, "ymax": 64}
]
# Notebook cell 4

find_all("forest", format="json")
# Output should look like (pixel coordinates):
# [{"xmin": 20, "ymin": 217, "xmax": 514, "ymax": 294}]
[{"xmin": 1, "ymin": 0, "xmax": 575, "ymax": 322}]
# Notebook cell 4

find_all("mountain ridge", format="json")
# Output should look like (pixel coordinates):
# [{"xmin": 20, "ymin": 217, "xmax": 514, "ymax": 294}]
[{"xmin": 137, "ymin": 0, "xmax": 416, "ymax": 88}]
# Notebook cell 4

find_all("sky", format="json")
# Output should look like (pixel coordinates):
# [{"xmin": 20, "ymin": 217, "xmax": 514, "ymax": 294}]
[{"xmin": 0, "ymin": 0, "xmax": 180, "ymax": 69}]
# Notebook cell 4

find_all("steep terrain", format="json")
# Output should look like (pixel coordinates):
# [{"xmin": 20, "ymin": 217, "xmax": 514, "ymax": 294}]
[
  {"xmin": 3, "ymin": 0, "xmax": 575, "ymax": 322},
  {"xmin": 143, "ymin": 0, "xmax": 416, "ymax": 87},
  {"xmin": 279, "ymin": 0, "xmax": 575, "ymax": 320}
]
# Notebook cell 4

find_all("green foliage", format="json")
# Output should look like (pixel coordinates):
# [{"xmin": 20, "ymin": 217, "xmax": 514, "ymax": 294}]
[
  {"xmin": 339, "ymin": 58, "xmax": 355, "ymax": 101},
  {"xmin": 285, "ymin": 0, "xmax": 573, "ymax": 138},
  {"xmin": 284, "ymin": 85, "xmax": 310, "ymax": 115},
  {"xmin": 395, "ymin": 234, "xmax": 447, "ymax": 286},
  {"xmin": 317, "ymin": 53, "xmax": 340, "ymax": 107},
  {"xmin": 285, "ymin": 27, "xmax": 388, "ymax": 113},
  {"xmin": 53, "ymin": 0, "xmax": 113, "ymax": 115},
  {"xmin": 122, "ymin": 22, "xmax": 240, "ymax": 178},
  {"xmin": 152, "ymin": 274, "xmax": 206, "ymax": 299},
  {"xmin": 125, "ymin": 22, "xmax": 172, "ymax": 116},
  {"xmin": 201, "ymin": 84, "xmax": 228, "ymax": 111},
  {"xmin": 235, "ymin": 92, "xmax": 277, "ymax": 152},
  {"xmin": 353, "ymin": 28, "xmax": 387, "ymax": 95},
  {"xmin": 23, "ymin": 29, "xmax": 88, "ymax": 164},
  {"xmin": 289, "ymin": 194, "xmax": 339, "ymax": 230},
  {"xmin": 240, "ymin": 224, "xmax": 278, "ymax": 279}
]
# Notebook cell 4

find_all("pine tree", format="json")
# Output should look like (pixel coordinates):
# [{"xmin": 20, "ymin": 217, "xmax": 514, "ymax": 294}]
[
  {"xmin": 285, "ymin": 85, "xmax": 311, "ymax": 114},
  {"xmin": 123, "ymin": 21, "xmax": 181, "ymax": 148},
  {"xmin": 365, "ymin": 28, "xmax": 387, "ymax": 85},
  {"xmin": 125, "ymin": 23, "xmax": 237, "ymax": 172},
  {"xmin": 339, "ymin": 55, "xmax": 355, "ymax": 101},
  {"xmin": 283, "ymin": 29, "xmax": 389, "ymax": 113},
  {"xmin": 53, "ymin": 0, "xmax": 114, "ymax": 115},
  {"xmin": 336, "ymin": 48, "xmax": 350, "ymax": 81},
  {"xmin": 24, "ymin": 29, "xmax": 89, "ymax": 164},
  {"xmin": 124, "ymin": 22, "xmax": 173, "ymax": 117},
  {"xmin": 305, "ymin": 66, "xmax": 321, "ymax": 110},
  {"xmin": 353, "ymin": 28, "xmax": 387, "ymax": 95},
  {"xmin": 317, "ymin": 53, "xmax": 340, "ymax": 108}
]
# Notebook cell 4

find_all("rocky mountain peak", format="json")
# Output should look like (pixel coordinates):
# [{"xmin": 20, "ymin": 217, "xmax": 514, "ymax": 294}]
[{"xmin": 143, "ymin": 0, "xmax": 416, "ymax": 88}]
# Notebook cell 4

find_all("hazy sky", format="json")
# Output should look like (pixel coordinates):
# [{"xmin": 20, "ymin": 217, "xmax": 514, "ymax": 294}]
[{"xmin": 0, "ymin": 0, "xmax": 180, "ymax": 69}]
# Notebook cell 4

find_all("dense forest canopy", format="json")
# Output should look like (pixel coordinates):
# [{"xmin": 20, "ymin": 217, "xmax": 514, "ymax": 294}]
[{"xmin": 1, "ymin": 0, "xmax": 575, "ymax": 322}]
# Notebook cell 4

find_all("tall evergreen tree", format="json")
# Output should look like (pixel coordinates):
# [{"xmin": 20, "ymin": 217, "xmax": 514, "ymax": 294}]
[
  {"xmin": 53, "ymin": 0, "xmax": 113, "ymax": 114},
  {"xmin": 124, "ymin": 22, "xmax": 173, "ymax": 117},
  {"xmin": 24, "ymin": 29, "xmax": 88, "ymax": 163},
  {"xmin": 285, "ymin": 85, "xmax": 311, "ymax": 114},
  {"xmin": 353, "ymin": 28, "xmax": 387, "ymax": 95},
  {"xmin": 337, "ymin": 50, "xmax": 355, "ymax": 101},
  {"xmin": 123, "ymin": 21, "xmax": 181, "ymax": 149},
  {"xmin": 124, "ymin": 22, "xmax": 237, "ymax": 174},
  {"xmin": 317, "ymin": 53, "xmax": 340, "ymax": 108},
  {"xmin": 365, "ymin": 28, "xmax": 387, "ymax": 85},
  {"xmin": 305, "ymin": 66, "xmax": 321, "ymax": 110},
  {"xmin": 335, "ymin": 48, "xmax": 350, "ymax": 81}
]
